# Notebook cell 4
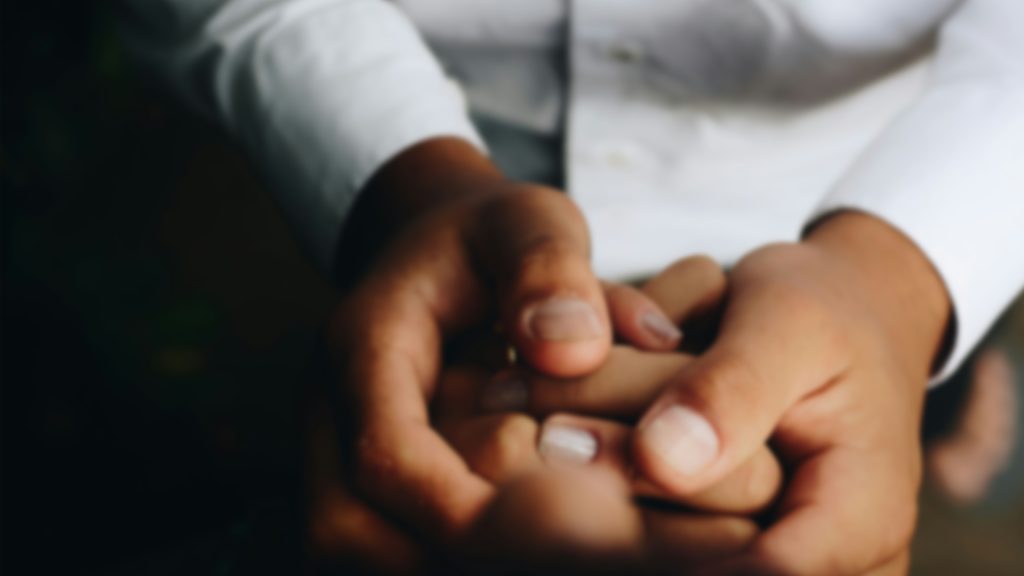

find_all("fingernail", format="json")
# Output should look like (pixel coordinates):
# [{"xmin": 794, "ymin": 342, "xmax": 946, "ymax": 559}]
[
  {"xmin": 480, "ymin": 375, "xmax": 529, "ymax": 412},
  {"xmin": 524, "ymin": 297, "xmax": 604, "ymax": 342},
  {"xmin": 641, "ymin": 405, "xmax": 719, "ymax": 477},
  {"xmin": 640, "ymin": 310, "xmax": 682, "ymax": 345},
  {"xmin": 539, "ymin": 424, "xmax": 598, "ymax": 466}
]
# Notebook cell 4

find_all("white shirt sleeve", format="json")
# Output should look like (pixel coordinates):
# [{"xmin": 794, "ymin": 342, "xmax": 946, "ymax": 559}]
[
  {"xmin": 118, "ymin": 0, "xmax": 484, "ymax": 274},
  {"xmin": 811, "ymin": 0, "xmax": 1024, "ymax": 384}
]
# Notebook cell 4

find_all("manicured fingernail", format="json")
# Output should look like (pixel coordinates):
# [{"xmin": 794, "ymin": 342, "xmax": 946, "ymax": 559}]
[
  {"xmin": 539, "ymin": 424, "xmax": 598, "ymax": 466},
  {"xmin": 641, "ymin": 405, "xmax": 719, "ymax": 477},
  {"xmin": 524, "ymin": 297, "xmax": 604, "ymax": 342},
  {"xmin": 480, "ymin": 375, "xmax": 529, "ymax": 412},
  {"xmin": 640, "ymin": 310, "xmax": 682, "ymax": 345}
]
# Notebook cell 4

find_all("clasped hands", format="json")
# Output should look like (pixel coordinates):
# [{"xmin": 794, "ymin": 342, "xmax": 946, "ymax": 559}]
[{"xmin": 309, "ymin": 140, "xmax": 950, "ymax": 575}]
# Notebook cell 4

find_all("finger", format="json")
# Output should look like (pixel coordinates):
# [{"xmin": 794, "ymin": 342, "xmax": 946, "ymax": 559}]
[
  {"xmin": 632, "ymin": 257, "xmax": 847, "ymax": 496},
  {"xmin": 644, "ymin": 442, "xmax": 782, "ymax": 517},
  {"xmin": 603, "ymin": 282, "xmax": 681, "ymax": 351},
  {"xmin": 438, "ymin": 413, "xmax": 542, "ymax": 484},
  {"xmin": 334, "ymin": 287, "xmax": 494, "ymax": 543},
  {"xmin": 537, "ymin": 414, "xmax": 782, "ymax": 515},
  {"xmin": 470, "ymin": 187, "xmax": 611, "ymax": 378},
  {"xmin": 644, "ymin": 510, "xmax": 760, "ymax": 566},
  {"xmin": 305, "ymin": 377, "xmax": 423, "ymax": 575},
  {"xmin": 731, "ymin": 388, "xmax": 921, "ymax": 576},
  {"xmin": 480, "ymin": 346, "xmax": 692, "ymax": 418},
  {"xmin": 746, "ymin": 449, "xmax": 919, "ymax": 575},
  {"xmin": 469, "ymin": 466, "xmax": 765, "ymax": 575},
  {"xmin": 642, "ymin": 255, "xmax": 727, "ymax": 326},
  {"xmin": 643, "ymin": 255, "xmax": 728, "ymax": 354},
  {"xmin": 466, "ymin": 466, "xmax": 645, "ymax": 574}
]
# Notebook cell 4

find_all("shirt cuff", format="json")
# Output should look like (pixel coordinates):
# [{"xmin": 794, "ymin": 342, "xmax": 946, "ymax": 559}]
[{"xmin": 810, "ymin": 86, "xmax": 1024, "ymax": 386}]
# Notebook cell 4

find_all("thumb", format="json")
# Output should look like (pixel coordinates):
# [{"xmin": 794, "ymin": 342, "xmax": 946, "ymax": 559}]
[
  {"xmin": 632, "ymin": 264, "xmax": 846, "ymax": 494},
  {"xmin": 471, "ymin": 186, "xmax": 611, "ymax": 378}
]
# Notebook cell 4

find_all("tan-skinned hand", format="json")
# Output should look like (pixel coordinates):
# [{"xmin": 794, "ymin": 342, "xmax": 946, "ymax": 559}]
[
  {"xmin": 507, "ymin": 214, "xmax": 947, "ymax": 575},
  {"xmin": 327, "ymin": 137, "xmax": 684, "ymax": 546},
  {"xmin": 311, "ymin": 258, "xmax": 779, "ymax": 574}
]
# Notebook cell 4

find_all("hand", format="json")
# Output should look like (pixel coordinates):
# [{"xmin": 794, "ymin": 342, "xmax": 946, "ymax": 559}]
[
  {"xmin": 438, "ymin": 355, "xmax": 782, "ymax": 518},
  {"xmin": 327, "ymin": 138, "xmax": 683, "ymax": 546},
  {"xmin": 310, "ymin": 258, "xmax": 753, "ymax": 573},
  {"xmin": 617, "ymin": 212, "xmax": 951, "ymax": 575},
  {"xmin": 436, "ymin": 257, "xmax": 782, "ymax": 574},
  {"xmin": 308, "ymin": 384, "xmax": 776, "ymax": 575},
  {"xmin": 439, "ymin": 256, "xmax": 780, "ymax": 517}
]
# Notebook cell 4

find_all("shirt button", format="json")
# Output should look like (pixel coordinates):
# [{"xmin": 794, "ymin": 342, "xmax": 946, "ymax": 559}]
[
  {"xmin": 590, "ymin": 140, "xmax": 654, "ymax": 171},
  {"xmin": 608, "ymin": 40, "xmax": 644, "ymax": 63}
]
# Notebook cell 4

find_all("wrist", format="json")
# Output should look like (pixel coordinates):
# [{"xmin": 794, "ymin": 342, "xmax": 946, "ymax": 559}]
[
  {"xmin": 337, "ymin": 138, "xmax": 505, "ymax": 284},
  {"xmin": 805, "ymin": 211, "xmax": 952, "ymax": 377},
  {"xmin": 362, "ymin": 137, "xmax": 505, "ymax": 223}
]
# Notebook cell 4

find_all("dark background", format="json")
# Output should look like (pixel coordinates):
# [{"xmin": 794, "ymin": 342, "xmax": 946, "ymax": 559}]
[
  {"xmin": 2, "ymin": 1, "xmax": 1023, "ymax": 574},
  {"xmin": 2, "ymin": 1, "xmax": 335, "ymax": 573}
]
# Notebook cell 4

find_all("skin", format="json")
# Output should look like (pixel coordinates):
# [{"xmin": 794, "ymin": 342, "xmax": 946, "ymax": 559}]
[
  {"xmin": 323, "ymin": 134, "xmax": 949, "ymax": 573},
  {"xmin": 311, "ymin": 256, "xmax": 778, "ymax": 573},
  {"xmin": 514, "ymin": 214, "xmax": 949, "ymax": 575},
  {"xmin": 307, "ymin": 405, "xmax": 776, "ymax": 574},
  {"xmin": 323, "ymin": 136, "xmax": 753, "ymax": 574},
  {"xmin": 656, "ymin": 213, "xmax": 949, "ymax": 575},
  {"xmin": 327, "ymin": 137, "xmax": 622, "ymax": 545}
]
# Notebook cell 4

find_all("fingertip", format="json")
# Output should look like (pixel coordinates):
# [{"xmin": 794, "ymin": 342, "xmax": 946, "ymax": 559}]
[
  {"xmin": 638, "ymin": 309, "xmax": 684, "ymax": 350},
  {"xmin": 604, "ymin": 282, "xmax": 683, "ymax": 351},
  {"xmin": 633, "ymin": 403, "xmax": 722, "ymax": 495},
  {"xmin": 513, "ymin": 295, "xmax": 612, "ymax": 377},
  {"xmin": 642, "ymin": 254, "xmax": 728, "ymax": 327}
]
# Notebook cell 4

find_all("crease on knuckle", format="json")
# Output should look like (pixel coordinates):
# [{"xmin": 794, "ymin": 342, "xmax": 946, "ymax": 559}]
[{"xmin": 686, "ymin": 355, "xmax": 766, "ymax": 405}]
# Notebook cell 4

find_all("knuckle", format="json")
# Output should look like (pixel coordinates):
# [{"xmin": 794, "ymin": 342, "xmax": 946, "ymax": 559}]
[
  {"xmin": 686, "ymin": 357, "xmax": 762, "ymax": 399},
  {"xmin": 512, "ymin": 237, "xmax": 585, "ymax": 290}
]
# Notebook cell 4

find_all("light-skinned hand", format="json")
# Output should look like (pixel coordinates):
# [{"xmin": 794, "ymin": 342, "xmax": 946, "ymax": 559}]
[{"xmin": 620, "ymin": 213, "xmax": 949, "ymax": 575}]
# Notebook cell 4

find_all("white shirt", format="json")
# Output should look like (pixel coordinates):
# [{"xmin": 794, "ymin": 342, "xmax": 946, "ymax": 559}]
[{"xmin": 119, "ymin": 0, "xmax": 1024, "ymax": 382}]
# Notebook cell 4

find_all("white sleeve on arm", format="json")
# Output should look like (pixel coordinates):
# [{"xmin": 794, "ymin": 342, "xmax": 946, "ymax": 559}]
[
  {"xmin": 118, "ymin": 0, "xmax": 484, "ymax": 274},
  {"xmin": 811, "ymin": 0, "xmax": 1024, "ymax": 384}
]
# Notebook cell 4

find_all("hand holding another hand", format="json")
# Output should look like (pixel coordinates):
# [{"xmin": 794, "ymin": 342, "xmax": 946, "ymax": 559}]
[{"xmin": 312, "ymin": 132, "xmax": 948, "ymax": 576}]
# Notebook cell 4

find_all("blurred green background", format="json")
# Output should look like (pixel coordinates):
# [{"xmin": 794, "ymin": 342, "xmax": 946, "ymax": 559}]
[{"xmin": 1, "ymin": 1, "xmax": 1022, "ymax": 574}]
